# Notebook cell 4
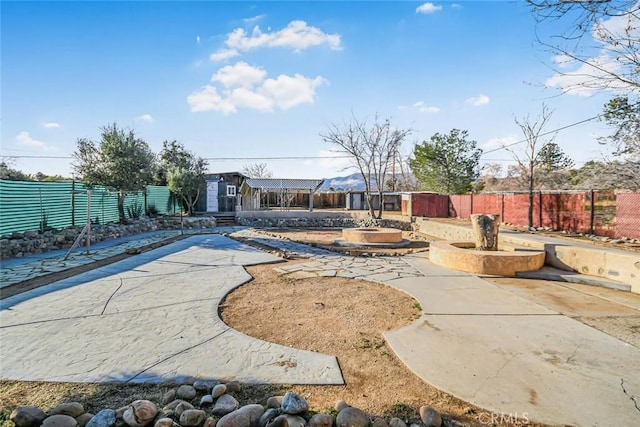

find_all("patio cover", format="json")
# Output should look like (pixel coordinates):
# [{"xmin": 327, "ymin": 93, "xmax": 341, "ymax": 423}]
[{"xmin": 241, "ymin": 178, "xmax": 325, "ymax": 192}]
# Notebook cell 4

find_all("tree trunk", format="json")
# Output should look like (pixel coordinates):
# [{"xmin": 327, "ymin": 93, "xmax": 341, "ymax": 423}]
[
  {"xmin": 366, "ymin": 192, "xmax": 376, "ymax": 219},
  {"xmin": 470, "ymin": 214, "xmax": 500, "ymax": 251},
  {"xmin": 117, "ymin": 191, "xmax": 126, "ymax": 223},
  {"xmin": 376, "ymin": 191, "xmax": 384, "ymax": 219},
  {"xmin": 528, "ymin": 161, "xmax": 535, "ymax": 228}
]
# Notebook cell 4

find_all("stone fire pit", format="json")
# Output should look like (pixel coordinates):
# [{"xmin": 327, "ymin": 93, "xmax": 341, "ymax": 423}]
[
  {"xmin": 429, "ymin": 241, "xmax": 545, "ymax": 276},
  {"xmin": 335, "ymin": 228, "xmax": 410, "ymax": 248}
]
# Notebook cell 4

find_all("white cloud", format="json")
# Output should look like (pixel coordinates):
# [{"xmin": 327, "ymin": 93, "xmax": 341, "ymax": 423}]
[
  {"xmin": 196, "ymin": 35, "xmax": 201, "ymax": 45},
  {"xmin": 552, "ymin": 54, "xmax": 574, "ymax": 69},
  {"xmin": 187, "ymin": 85, "xmax": 237, "ymax": 114},
  {"xmin": 416, "ymin": 3, "xmax": 443, "ymax": 14},
  {"xmin": 546, "ymin": 5, "xmax": 639, "ymax": 95},
  {"xmin": 210, "ymin": 48, "xmax": 240, "ymax": 62},
  {"xmin": 411, "ymin": 101, "xmax": 440, "ymax": 113},
  {"xmin": 16, "ymin": 131, "xmax": 58, "ymax": 151},
  {"xmin": 229, "ymin": 87, "xmax": 274, "ymax": 112},
  {"xmin": 483, "ymin": 135, "xmax": 517, "ymax": 150},
  {"xmin": 41, "ymin": 122, "xmax": 61, "ymax": 129},
  {"xmin": 135, "ymin": 114, "xmax": 154, "ymax": 123},
  {"xmin": 546, "ymin": 53, "xmax": 630, "ymax": 96},
  {"xmin": 259, "ymin": 74, "xmax": 327, "ymax": 110},
  {"xmin": 219, "ymin": 20, "xmax": 341, "ymax": 55},
  {"xmin": 243, "ymin": 14, "xmax": 266, "ymax": 25},
  {"xmin": 212, "ymin": 62, "xmax": 267, "ymax": 88},
  {"xmin": 188, "ymin": 62, "xmax": 327, "ymax": 114},
  {"xmin": 465, "ymin": 94, "xmax": 490, "ymax": 106}
]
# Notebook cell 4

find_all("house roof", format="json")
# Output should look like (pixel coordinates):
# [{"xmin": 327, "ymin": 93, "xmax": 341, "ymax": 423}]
[{"xmin": 241, "ymin": 178, "xmax": 325, "ymax": 192}]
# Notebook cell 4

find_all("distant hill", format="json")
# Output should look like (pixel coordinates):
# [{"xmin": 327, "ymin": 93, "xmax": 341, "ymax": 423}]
[
  {"xmin": 320, "ymin": 173, "xmax": 366, "ymax": 191},
  {"xmin": 320, "ymin": 172, "xmax": 419, "ymax": 192}
]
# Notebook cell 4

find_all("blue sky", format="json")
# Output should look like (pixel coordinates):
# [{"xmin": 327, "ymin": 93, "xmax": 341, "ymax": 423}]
[{"xmin": 1, "ymin": 0, "xmax": 623, "ymax": 179}]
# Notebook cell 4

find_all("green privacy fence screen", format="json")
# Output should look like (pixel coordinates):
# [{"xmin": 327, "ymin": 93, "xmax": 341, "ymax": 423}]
[{"xmin": 0, "ymin": 180, "xmax": 180, "ymax": 235}]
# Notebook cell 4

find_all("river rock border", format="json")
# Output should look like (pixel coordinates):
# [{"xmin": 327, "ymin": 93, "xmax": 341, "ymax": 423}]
[
  {"xmin": 0, "ymin": 217, "xmax": 217, "ymax": 260},
  {"xmin": 235, "ymin": 217, "xmax": 414, "ymax": 232},
  {"xmin": 9, "ymin": 385, "xmax": 445, "ymax": 427}
]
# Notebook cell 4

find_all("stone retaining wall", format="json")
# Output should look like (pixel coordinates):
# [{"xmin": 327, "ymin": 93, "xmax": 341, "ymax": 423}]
[
  {"xmin": 236, "ymin": 216, "xmax": 414, "ymax": 231},
  {"xmin": 0, "ymin": 217, "xmax": 216, "ymax": 260}
]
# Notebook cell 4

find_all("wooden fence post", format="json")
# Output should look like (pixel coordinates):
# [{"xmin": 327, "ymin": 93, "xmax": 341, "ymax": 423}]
[{"xmin": 590, "ymin": 189, "xmax": 595, "ymax": 234}]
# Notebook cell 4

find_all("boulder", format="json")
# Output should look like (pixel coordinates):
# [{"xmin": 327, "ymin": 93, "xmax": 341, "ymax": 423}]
[{"xmin": 10, "ymin": 406, "xmax": 48, "ymax": 427}]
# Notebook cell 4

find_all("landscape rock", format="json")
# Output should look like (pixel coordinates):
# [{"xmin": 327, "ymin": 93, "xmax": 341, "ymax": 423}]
[
  {"xmin": 10, "ymin": 406, "xmax": 48, "ymax": 427},
  {"xmin": 308, "ymin": 413, "xmax": 332, "ymax": 427},
  {"xmin": 216, "ymin": 404, "xmax": 264, "ymax": 427},
  {"xmin": 266, "ymin": 396, "xmax": 283, "ymax": 409},
  {"xmin": 43, "ymin": 414, "xmax": 79, "ymax": 427},
  {"xmin": 87, "ymin": 410, "xmax": 117, "ymax": 427},
  {"xmin": 259, "ymin": 408, "xmax": 280, "ymax": 427},
  {"xmin": 193, "ymin": 380, "xmax": 219, "ymax": 393},
  {"xmin": 162, "ymin": 390, "xmax": 176, "ymax": 406},
  {"xmin": 50, "ymin": 403, "xmax": 85, "ymax": 418},
  {"xmin": 212, "ymin": 394, "xmax": 240, "ymax": 416},
  {"xmin": 336, "ymin": 407, "xmax": 369, "ymax": 427},
  {"xmin": 200, "ymin": 395, "xmax": 214, "ymax": 406},
  {"xmin": 335, "ymin": 401, "xmax": 349, "ymax": 413},
  {"xmin": 419, "ymin": 406, "xmax": 441, "ymax": 427},
  {"xmin": 281, "ymin": 415, "xmax": 305, "ymax": 427},
  {"xmin": 179, "ymin": 409, "xmax": 207, "ymax": 427},
  {"xmin": 76, "ymin": 413, "xmax": 94, "ymax": 427},
  {"xmin": 162, "ymin": 400, "xmax": 190, "ymax": 412},
  {"xmin": 388, "ymin": 418, "xmax": 406, "ymax": 427},
  {"xmin": 281, "ymin": 392, "xmax": 308, "ymax": 415},
  {"xmin": 265, "ymin": 416, "xmax": 289, "ymax": 427},
  {"xmin": 212, "ymin": 384, "xmax": 227, "ymax": 399},
  {"xmin": 174, "ymin": 402, "xmax": 195, "ymax": 418},
  {"xmin": 153, "ymin": 418, "xmax": 174, "ymax": 427},
  {"xmin": 203, "ymin": 418, "xmax": 216, "ymax": 427},
  {"xmin": 176, "ymin": 385, "xmax": 197, "ymax": 401},
  {"xmin": 115, "ymin": 407, "xmax": 128, "ymax": 420},
  {"xmin": 371, "ymin": 419, "xmax": 388, "ymax": 427},
  {"xmin": 225, "ymin": 381, "xmax": 241, "ymax": 392},
  {"xmin": 122, "ymin": 400, "xmax": 158, "ymax": 427}
]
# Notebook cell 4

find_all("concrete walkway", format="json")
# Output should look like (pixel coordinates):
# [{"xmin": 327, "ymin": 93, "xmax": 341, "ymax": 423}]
[
  {"xmin": 0, "ymin": 234, "xmax": 343, "ymax": 384},
  {"xmin": 1, "ymin": 228, "xmax": 639, "ymax": 426}
]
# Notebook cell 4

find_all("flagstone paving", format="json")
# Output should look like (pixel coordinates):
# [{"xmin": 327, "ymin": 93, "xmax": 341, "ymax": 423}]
[{"xmin": 1, "ymin": 226, "xmax": 639, "ymax": 426}]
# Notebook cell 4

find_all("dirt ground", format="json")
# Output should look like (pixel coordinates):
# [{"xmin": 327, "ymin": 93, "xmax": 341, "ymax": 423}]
[
  {"xmin": 250, "ymin": 228, "xmax": 430, "ymax": 257},
  {"xmin": 3, "ymin": 223, "xmax": 636, "ymax": 427}
]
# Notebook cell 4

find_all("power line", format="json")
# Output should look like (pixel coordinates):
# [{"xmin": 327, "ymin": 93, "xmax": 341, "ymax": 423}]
[
  {"xmin": 0, "ymin": 154, "xmax": 353, "ymax": 160},
  {"xmin": 3, "ymin": 101, "xmax": 637, "ymax": 161},
  {"xmin": 482, "ymin": 100, "xmax": 640, "ymax": 155}
]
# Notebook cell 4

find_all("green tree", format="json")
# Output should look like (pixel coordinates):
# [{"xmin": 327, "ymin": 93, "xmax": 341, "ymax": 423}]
[
  {"xmin": 161, "ymin": 143, "xmax": 207, "ymax": 216},
  {"xmin": 321, "ymin": 115, "xmax": 411, "ymax": 219},
  {"xmin": 155, "ymin": 140, "xmax": 194, "ymax": 185},
  {"xmin": 0, "ymin": 159, "xmax": 33, "ymax": 181},
  {"xmin": 409, "ymin": 129, "xmax": 482, "ymax": 194},
  {"xmin": 600, "ymin": 96, "xmax": 640, "ymax": 160},
  {"xmin": 73, "ymin": 123, "xmax": 155, "ymax": 223}
]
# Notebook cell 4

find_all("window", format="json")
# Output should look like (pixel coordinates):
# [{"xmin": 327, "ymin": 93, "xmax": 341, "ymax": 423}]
[{"xmin": 227, "ymin": 185, "xmax": 236, "ymax": 197}]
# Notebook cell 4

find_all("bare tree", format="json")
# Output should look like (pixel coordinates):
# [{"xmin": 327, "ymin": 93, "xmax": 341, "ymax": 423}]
[
  {"xmin": 241, "ymin": 162, "xmax": 273, "ymax": 178},
  {"xmin": 508, "ymin": 104, "xmax": 574, "ymax": 227},
  {"xmin": 391, "ymin": 153, "xmax": 421, "ymax": 191},
  {"xmin": 572, "ymin": 159, "xmax": 640, "ymax": 191},
  {"xmin": 321, "ymin": 115, "xmax": 411, "ymax": 219},
  {"xmin": 528, "ymin": 0, "xmax": 639, "ymax": 93}
]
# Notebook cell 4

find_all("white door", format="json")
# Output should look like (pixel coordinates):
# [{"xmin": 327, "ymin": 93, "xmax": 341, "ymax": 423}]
[
  {"xmin": 206, "ymin": 181, "xmax": 219, "ymax": 212},
  {"xmin": 352, "ymin": 194, "xmax": 362, "ymax": 210}
]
